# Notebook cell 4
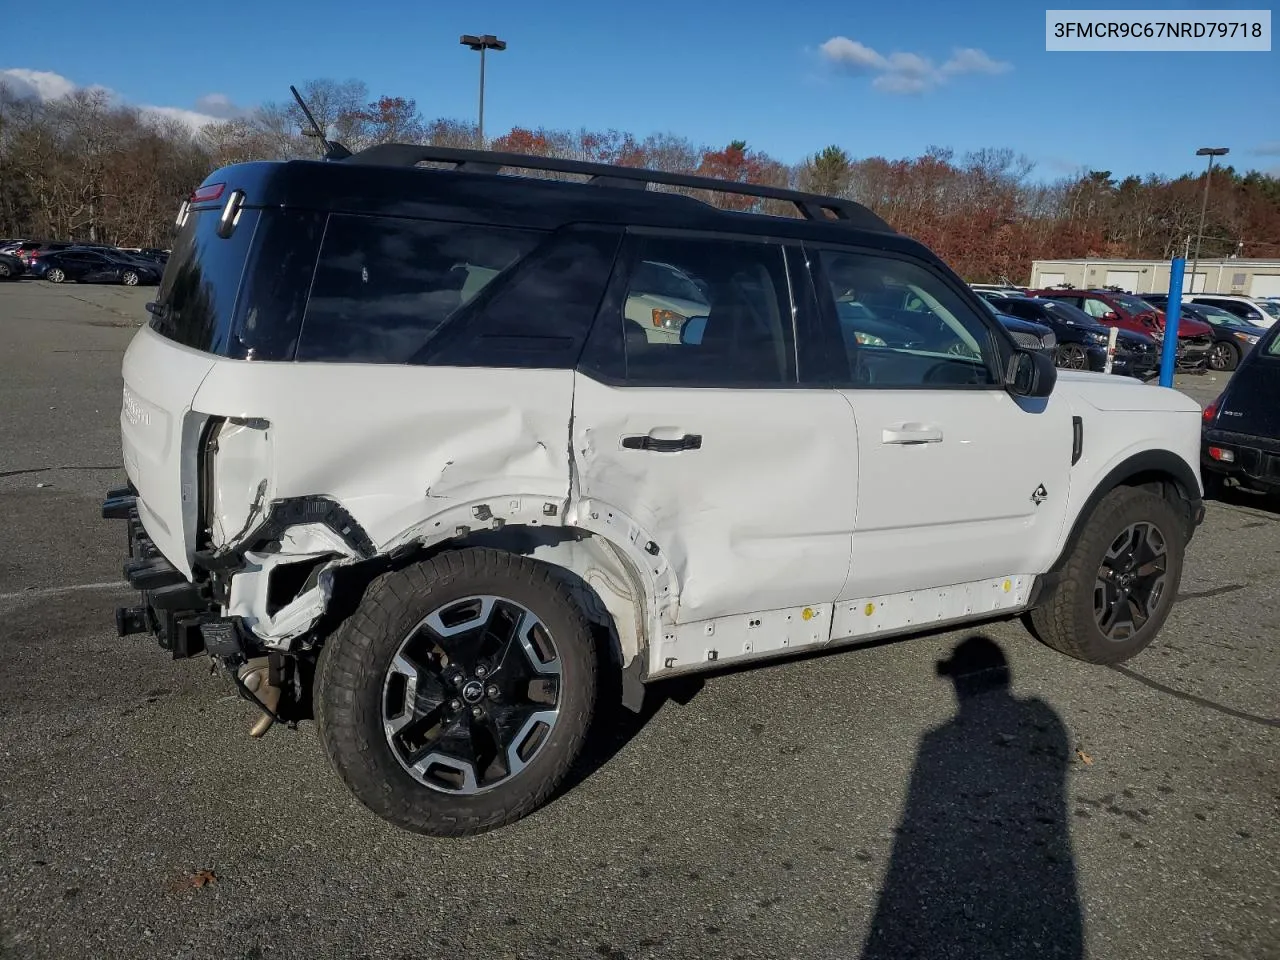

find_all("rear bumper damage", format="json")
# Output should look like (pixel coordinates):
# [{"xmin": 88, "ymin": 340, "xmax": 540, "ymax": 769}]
[
  {"xmin": 103, "ymin": 484, "xmax": 370, "ymax": 734},
  {"xmin": 104, "ymin": 482, "xmax": 222, "ymax": 658}
]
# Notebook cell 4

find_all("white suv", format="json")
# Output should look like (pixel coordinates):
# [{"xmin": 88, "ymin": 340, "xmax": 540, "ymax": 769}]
[{"xmin": 103, "ymin": 144, "xmax": 1206, "ymax": 836}]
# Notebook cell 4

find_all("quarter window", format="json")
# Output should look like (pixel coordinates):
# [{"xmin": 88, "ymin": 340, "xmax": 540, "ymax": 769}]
[
  {"xmin": 817, "ymin": 249, "xmax": 997, "ymax": 388},
  {"xmin": 297, "ymin": 214, "xmax": 542, "ymax": 363}
]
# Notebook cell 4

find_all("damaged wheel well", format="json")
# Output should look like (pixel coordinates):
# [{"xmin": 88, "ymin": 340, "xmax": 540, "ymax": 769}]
[{"xmin": 302, "ymin": 524, "xmax": 652, "ymax": 713}]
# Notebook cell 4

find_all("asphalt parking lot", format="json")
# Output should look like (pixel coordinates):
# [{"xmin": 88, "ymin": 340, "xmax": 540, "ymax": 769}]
[{"xmin": 0, "ymin": 280, "xmax": 1276, "ymax": 960}]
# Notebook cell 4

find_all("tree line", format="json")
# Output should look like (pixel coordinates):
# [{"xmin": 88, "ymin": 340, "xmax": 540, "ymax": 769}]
[{"xmin": 2, "ymin": 78, "xmax": 1277, "ymax": 281}]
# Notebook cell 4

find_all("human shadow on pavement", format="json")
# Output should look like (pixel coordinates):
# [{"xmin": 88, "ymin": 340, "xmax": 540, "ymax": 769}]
[{"xmin": 861, "ymin": 635, "xmax": 1084, "ymax": 960}]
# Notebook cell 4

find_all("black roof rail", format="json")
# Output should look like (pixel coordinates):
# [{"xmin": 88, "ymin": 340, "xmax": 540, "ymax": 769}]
[{"xmin": 340, "ymin": 143, "xmax": 894, "ymax": 232}]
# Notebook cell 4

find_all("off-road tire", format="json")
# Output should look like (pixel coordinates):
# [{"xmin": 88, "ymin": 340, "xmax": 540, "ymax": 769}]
[
  {"xmin": 1027, "ymin": 487, "xmax": 1185, "ymax": 664},
  {"xmin": 315, "ymin": 548, "xmax": 598, "ymax": 836}
]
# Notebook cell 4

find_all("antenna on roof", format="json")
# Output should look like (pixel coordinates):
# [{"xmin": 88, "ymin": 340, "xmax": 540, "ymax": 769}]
[{"xmin": 289, "ymin": 85, "xmax": 351, "ymax": 161}]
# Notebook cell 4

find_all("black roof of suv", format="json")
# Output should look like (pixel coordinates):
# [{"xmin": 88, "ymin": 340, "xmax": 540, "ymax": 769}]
[{"xmin": 150, "ymin": 143, "xmax": 1006, "ymax": 371}]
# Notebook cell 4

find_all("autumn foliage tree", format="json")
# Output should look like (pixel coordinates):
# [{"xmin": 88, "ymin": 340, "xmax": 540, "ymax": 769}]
[{"xmin": 2, "ymin": 76, "xmax": 1278, "ymax": 279}]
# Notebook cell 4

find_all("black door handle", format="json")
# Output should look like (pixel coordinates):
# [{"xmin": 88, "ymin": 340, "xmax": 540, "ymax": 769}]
[{"xmin": 621, "ymin": 434, "xmax": 702, "ymax": 452}]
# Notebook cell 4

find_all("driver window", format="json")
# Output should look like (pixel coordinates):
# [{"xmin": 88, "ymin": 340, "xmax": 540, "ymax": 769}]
[
  {"xmin": 818, "ymin": 249, "xmax": 998, "ymax": 388},
  {"xmin": 1081, "ymin": 298, "xmax": 1112, "ymax": 319}
]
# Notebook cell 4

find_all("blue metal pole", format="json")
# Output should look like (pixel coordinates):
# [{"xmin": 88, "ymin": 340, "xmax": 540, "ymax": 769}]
[{"xmin": 1159, "ymin": 257, "xmax": 1185, "ymax": 387}]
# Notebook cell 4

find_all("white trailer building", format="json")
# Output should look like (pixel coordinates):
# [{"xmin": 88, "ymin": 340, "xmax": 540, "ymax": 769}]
[{"xmin": 1028, "ymin": 258, "xmax": 1280, "ymax": 298}]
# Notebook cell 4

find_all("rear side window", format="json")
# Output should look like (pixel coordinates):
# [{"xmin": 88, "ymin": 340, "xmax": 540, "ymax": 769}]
[
  {"xmin": 593, "ymin": 234, "xmax": 797, "ymax": 387},
  {"xmin": 297, "ymin": 214, "xmax": 542, "ymax": 363}
]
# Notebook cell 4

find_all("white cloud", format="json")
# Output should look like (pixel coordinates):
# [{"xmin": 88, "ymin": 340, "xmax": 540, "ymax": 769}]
[
  {"xmin": 818, "ymin": 37, "xmax": 887, "ymax": 72},
  {"xmin": 194, "ymin": 93, "xmax": 245, "ymax": 119},
  {"xmin": 941, "ymin": 47, "xmax": 1013, "ymax": 76},
  {"xmin": 0, "ymin": 67, "xmax": 77, "ymax": 101},
  {"xmin": 819, "ymin": 37, "xmax": 1012, "ymax": 94},
  {"xmin": 0, "ymin": 67, "xmax": 233, "ymax": 129}
]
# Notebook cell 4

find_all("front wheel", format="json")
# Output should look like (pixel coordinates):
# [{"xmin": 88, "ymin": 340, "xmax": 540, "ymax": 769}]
[
  {"xmin": 1206, "ymin": 340, "xmax": 1240, "ymax": 372},
  {"xmin": 121, "ymin": 270, "xmax": 139, "ymax": 286},
  {"xmin": 1026, "ymin": 487, "xmax": 1186, "ymax": 664},
  {"xmin": 316, "ymin": 548, "xmax": 598, "ymax": 836},
  {"xmin": 1055, "ymin": 342, "xmax": 1089, "ymax": 369}
]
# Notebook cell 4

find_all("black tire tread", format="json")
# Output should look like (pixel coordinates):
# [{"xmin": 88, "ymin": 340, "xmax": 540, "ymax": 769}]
[
  {"xmin": 315, "ymin": 547, "xmax": 597, "ymax": 836},
  {"xmin": 1029, "ymin": 486, "xmax": 1184, "ymax": 665}
]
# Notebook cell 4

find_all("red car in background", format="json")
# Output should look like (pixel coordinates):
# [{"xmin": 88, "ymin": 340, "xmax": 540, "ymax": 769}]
[{"xmin": 1029, "ymin": 288, "xmax": 1213, "ymax": 364}]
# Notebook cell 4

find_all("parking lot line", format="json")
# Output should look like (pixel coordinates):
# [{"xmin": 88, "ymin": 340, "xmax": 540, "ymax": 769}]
[{"xmin": 0, "ymin": 581, "xmax": 129, "ymax": 602}]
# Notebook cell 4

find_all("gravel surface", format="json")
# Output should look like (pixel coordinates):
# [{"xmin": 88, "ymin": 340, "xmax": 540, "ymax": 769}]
[{"xmin": 1, "ymin": 281, "xmax": 1276, "ymax": 960}]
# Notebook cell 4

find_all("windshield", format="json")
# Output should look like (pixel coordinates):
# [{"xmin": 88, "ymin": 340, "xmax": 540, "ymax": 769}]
[
  {"xmin": 1192, "ymin": 303, "xmax": 1248, "ymax": 326},
  {"xmin": 1113, "ymin": 294, "xmax": 1157, "ymax": 314},
  {"xmin": 1257, "ymin": 300, "xmax": 1280, "ymax": 320},
  {"xmin": 1037, "ymin": 299, "xmax": 1096, "ymax": 326}
]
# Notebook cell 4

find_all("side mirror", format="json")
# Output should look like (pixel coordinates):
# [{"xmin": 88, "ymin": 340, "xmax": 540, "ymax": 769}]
[
  {"xmin": 680, "ymin": 315, "xmax": 708, "ymax": 345},
  {"xmin": 1104, "ymin": 311, "xmax": 1120, "ymax": 322},
  {"xmin": 1005, "ymin": 349, "xmax": 1057, "ymax": 398},
  {"xmin": 1140, "ymin": 315, "xmax": 1157, "ymax": 328}
]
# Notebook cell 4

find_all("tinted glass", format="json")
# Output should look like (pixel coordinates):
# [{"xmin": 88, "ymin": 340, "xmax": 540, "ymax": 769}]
[
  {"xmin": 426, "ymin": 227, "xmax": 621, "ymax": 369},
  {"xmin": 1038, "ymin": 299, "xmax": 1096, "ymax": 326},
  {"xmin": 232, "ymin": 209, "xmax": 327, "ymax": 361},
  {"xmin": 150, "ymin": 207, "xmax": 261, "ymax": 355},
  {"xmin": 298, "ymin": 214, "xmax": 542, "ymax": 363},
  {"xmin": 615, "ymin": 235, "xmax": 796, "ymax": 386},
  {"xmin": 819, "ymin": 249, "xmax": 997, "ymax": 388}
]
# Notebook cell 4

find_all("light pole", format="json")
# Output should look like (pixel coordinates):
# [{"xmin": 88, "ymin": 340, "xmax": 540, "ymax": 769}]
[
  {"xmin": 1190, "ymin": 146, "xmax": 1228, "ymax": 294},
  {"xmin": 460, "ymin": 34, "xmax": 506, "ymax": 148}
]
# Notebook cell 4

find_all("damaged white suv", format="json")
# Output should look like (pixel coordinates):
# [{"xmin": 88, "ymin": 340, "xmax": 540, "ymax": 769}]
[{"xmin": 104, "ymin": 144, "xmax": 1205, "ymax": 836}]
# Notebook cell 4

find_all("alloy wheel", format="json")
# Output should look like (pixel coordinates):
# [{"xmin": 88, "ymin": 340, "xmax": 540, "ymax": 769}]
[
  {"xmin": 1093, "ymin": 522, "xmax": 1168, "ymax": 641},
  {"xmin": 122, "ymin": 271, "xmax": 139, "ymax": 286},
  {"xmin": 1206, "ymin": 342, "xmax": 1235, "ymax": 371},
  {"xmin": 47, "ymin": 268, "xmax": 64, "ymax": 283},
  {"xmin": 1056, "ymin": 343, "xmax": 1088, "ymax": 369},
  {"xmin": 381, "ymin": 595, "xmax": 562, "ymax": 795}
]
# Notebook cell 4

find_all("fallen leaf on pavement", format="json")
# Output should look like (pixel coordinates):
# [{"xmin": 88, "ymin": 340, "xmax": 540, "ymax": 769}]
[
  {"xmin": 169, "ymin": 869, "xmax": 218, "ymax": 892},
  {"xmin": 1076, "ymin": 749, "xmax": 1094, "ymax": 765}
]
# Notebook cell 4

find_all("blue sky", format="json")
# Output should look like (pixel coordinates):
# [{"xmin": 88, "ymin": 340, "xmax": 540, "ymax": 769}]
[{"xmin": 4, "ymin": 0, "xmax": 1277, "ymax": 180}]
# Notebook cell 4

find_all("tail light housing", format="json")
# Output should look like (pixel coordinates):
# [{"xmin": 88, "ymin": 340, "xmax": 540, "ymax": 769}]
[{"xmin": 1202, "ymin": 396, "xmax": 1221, "ymax": 424}]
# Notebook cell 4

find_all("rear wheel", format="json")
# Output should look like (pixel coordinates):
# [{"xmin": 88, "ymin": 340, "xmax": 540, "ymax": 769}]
[
  {"xmin": 316, "ymin": 548, "xmax": 598, "ymax": 836},
  {"xmin": 1027, "ymin": 487, "xmax": 1185, "ymax": 664},
  {"xmin": 1206, "ymin": 340, "xmax": 1240, "ymax": 371},
  {"xmin": 1055, "ymin": 342, "xmax": 1089, "ymax": 369},
  {"xmin": 45, "ymin": 268, "xmax": 65, "ymax": 283},
  {"xmin": 0, "ymin": 262, "xmax": 11, "ymax": 278}
]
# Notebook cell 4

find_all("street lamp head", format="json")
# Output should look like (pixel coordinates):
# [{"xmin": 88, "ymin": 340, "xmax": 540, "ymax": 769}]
[
  {"xmin": 1195, "ymin": 147, "xmax": 1229, "ymax": 157},
  {"xmin": 460, "ymin": 34, "xmax": 507, "ymax": 51}
]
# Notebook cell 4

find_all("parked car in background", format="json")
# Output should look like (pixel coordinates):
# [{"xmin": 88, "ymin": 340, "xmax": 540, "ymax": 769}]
[
  {"xmin": 988, "ymin": 295, "xmax": 1159, "ymax": 378},
  {"xmin": 975, "ymin": 300, "xmax": 1057, "ymax": 355},
  {"xmin": 1202, "ymin": 318, "xmax": 1280, "ymax": 498},
  {"xmin": 0, "ymin": 252, "xmax": 27, "ymax": 280},
  {"xmin": 13, "ymin": 240, "xmax": 75, "ymax": 267},
  {"xmin": 1141, "ymin": 294, "xmax": 1263, "ymax": 371},
  {"xmin": 1031, "ymin": 287, "xmax": 1213, "ymax": 366},
  {"xmin": 32, "ymin": 248, "xmax": 162, "ymax": 286},
  {"xmin": 1183, "ymin": 294, "xmax": 1278, "ymax": 328}
]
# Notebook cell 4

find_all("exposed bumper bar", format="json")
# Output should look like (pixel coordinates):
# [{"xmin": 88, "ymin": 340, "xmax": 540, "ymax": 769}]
[{"xmin": 102, "ymin": 484, "xmax": 220, "ymax": 659}]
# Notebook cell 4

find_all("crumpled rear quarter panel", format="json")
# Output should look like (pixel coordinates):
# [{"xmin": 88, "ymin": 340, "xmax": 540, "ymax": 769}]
[{"xmin": 192, "ymin": 361, "xmax": 575, "ymax": 552}]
